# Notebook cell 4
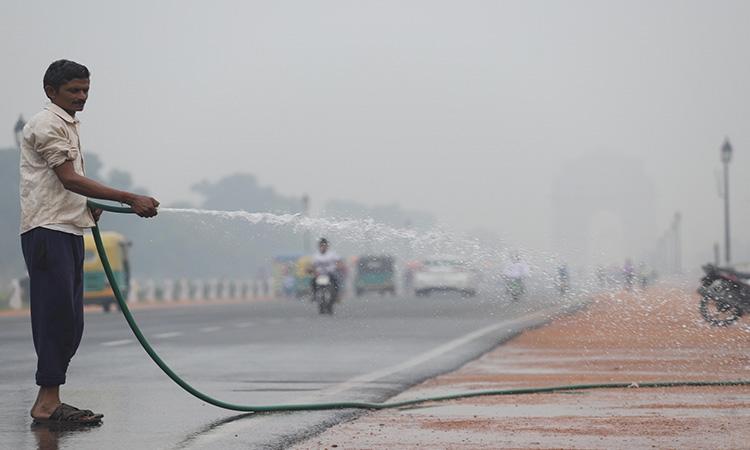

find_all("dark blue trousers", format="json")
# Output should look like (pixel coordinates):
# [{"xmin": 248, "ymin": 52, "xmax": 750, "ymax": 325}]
[{"xmin": 21, "ymin": 227, "xmax": 85, "ymax": 386}]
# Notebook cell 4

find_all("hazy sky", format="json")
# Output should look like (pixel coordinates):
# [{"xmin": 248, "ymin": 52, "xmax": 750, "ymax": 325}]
[{"xmin": 2, "ymin": 0, "xmax": 749, "ymax": 267}]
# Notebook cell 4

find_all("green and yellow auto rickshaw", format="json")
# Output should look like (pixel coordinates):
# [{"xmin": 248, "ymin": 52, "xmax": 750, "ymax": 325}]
[
  {"xmin": 272, "ymin": 254, "xmax": 301, "ymax": 298},
  {"xmin": 83, "ymin": 231, "xmax": 130, "ymax": 312},
  {"xmin": 355, "ymin": 255, "xmax": 396, "ymax": 296},
  {"xmin": 294, "ymin": 255, "xmax": 314, "ymax": 298}
]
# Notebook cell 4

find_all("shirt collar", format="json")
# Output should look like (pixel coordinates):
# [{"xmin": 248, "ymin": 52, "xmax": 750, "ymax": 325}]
[{"xmin": 45, "ymin": 103, "xmax": 80, "ymax": 124}]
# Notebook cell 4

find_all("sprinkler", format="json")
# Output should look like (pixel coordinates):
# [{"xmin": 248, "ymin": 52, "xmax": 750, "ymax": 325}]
[{"xmin": 86, "ymin": 199, "xmax": 750, "ymax": 413}]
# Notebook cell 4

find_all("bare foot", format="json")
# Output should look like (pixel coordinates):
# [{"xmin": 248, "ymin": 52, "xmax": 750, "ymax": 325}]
[{"xmin": 30, "ymin": 400, "xmax": 62, "ymax": 421}]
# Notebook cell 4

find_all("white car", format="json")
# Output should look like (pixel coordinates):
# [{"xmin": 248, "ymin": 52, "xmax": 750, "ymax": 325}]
[{"xmin": 413, "ymin": 258, "xmax": 478, "ymax": 297}]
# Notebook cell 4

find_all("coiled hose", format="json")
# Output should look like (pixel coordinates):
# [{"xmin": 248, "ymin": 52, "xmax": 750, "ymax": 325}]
[{"xmin": 87, "ymin": 200, "xmax": 750, "ymax": 413}]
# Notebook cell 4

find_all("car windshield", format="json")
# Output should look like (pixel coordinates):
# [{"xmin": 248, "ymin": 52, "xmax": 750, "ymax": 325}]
[
  {"xmin": 358, "ymin": 257, "xmax": 393, "ymax": 272},
  {"xmin": 424, "ymin": 260, "xmax": 465, "ymax": 268}
]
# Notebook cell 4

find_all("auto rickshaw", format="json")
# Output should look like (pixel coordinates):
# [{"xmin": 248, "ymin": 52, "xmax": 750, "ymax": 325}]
[
  {"xmin": 83, "ymin": 231, "xmax": 130, "ymax": 312},
  {"xmin": 355, "ymin": 255, "xmax": 396, "ymax": 296},
  {"xmin": 272, "ymin": 254, "xmax": 301, "ymax": 298},
  {"xmin": 294, "ymin": 255, "xmax": 314, "ymax": 298}
]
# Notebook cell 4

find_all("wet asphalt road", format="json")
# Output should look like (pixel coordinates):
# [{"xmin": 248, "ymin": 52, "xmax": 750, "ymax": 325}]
[{"xmin": 1, "ymin": 290, "xmax": 570, "ymax": 450}]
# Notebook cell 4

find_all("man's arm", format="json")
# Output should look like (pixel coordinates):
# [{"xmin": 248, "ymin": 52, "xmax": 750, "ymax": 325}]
[{"xmin": 53, "ymin": 161, "xmax": 159, "ymax": 217}]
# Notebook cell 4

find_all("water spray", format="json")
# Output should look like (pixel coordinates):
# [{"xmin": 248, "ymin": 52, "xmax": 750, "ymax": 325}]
[{"xmin": 87, "ymin": 199, "xmax": 750, "ymax": 413}]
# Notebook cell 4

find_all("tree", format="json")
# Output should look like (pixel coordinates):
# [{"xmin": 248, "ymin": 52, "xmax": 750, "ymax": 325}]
[
  {"xmin": 192, "ymin": 173, "xmax": 301, "ymax": 213},
  {"xmin": 0, "ymin": 148, "xmax": 23, "ymax": 280}
]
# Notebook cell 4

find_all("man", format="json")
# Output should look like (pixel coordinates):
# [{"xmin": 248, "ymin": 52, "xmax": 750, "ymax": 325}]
[
  {"xmin": 556, "ymin": 263, "xmax": 570, "ymax": 296},
  {"xmin": 311, "ymin": 238, "xmax": 344, "ymax": 301},
  {"xmin": 503, "ymin": 253, "xmax": 530, "ymax": 280},
  {"xmin": 623, "ymin": 258, "xmax": 636, "ymax": 292},
  {"xmin": 502, "ymin": 253, "xmax": 530, "ymax": 301},
  {"xmin": 20, "ymin": 59, "xmax": 159, "ymax": 425}
]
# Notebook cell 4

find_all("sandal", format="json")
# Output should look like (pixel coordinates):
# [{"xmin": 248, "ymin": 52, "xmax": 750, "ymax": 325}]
[
  {"xmin": 32, "ymin": 403, "xmax": 103, "ymax": 426},
  {"xmin": 61, "ymin": 403, "xmax": 103, "ymax": 420}
]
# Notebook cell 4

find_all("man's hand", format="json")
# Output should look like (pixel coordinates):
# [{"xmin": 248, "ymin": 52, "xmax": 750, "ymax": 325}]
[
  {"xmin": 126, "ymin": 194, "xmax": 160, "ymax": 218},
  {"xmin": 90, "ymin": 207, "xmax": 103, "ymax": 222}
]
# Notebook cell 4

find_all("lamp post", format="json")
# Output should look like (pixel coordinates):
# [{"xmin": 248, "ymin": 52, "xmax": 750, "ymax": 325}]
[
  {"xmin": 14, "ymin": 115, "xmax": 26, "ymax": 149},
  {"xmin": 721, "ymin": 138, "xmax": 733, "ymax": 264},
  {"xmin": 302, "ymin": 194, "xmax": 310, "ymax": 253},
  {"xmin": 672, "ymin": 212, "xmax": 681, "ymax": 273}
]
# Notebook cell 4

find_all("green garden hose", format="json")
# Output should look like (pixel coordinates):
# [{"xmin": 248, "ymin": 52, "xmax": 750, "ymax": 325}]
[{"xmin": 87, "ymin": 199, "xmax": 750, "ymax": 413}]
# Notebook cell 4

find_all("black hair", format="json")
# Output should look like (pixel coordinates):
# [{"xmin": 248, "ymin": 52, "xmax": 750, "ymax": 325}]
[
  {"xmin": 319, "ymin": 238, "xmax": 329, "ymax": 245},
  {"xmin": 43, "ymin": 59, "xmax": 90, "ymax": 92}
]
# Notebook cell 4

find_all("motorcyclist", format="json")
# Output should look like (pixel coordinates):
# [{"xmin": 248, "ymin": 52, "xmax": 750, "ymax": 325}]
[
  {"xmin": 623, "ymin": 259, "xmax": 636, "ymax": 292},
  {"xmin": 556, "ymin": 263, "xmax": 570, "ymax": 296},
  {"xmin": 503, "ymin": 253, "xmax": 530, "ymax": 300},
  {"xmin": 504, "ymin": 253, "xmax": 530, "ymax": 278},
  {"xmin": 311, "ymin": 238, "xmax": 344, "ymax": 302}
]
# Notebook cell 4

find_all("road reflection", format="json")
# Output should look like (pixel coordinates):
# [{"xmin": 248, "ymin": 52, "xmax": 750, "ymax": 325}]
[
  {"xmin": 31, "ymin": 423, "xmax": 100, "ymax": 450},
  {"xmin": 174, "ymin": 412, "xmax": 255, "ymax": 449}
]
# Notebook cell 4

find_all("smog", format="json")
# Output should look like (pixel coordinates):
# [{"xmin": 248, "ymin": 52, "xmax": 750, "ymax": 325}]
[{"xmin": 1, "ymin": 2, "xmax": 749, "ymax": 449}]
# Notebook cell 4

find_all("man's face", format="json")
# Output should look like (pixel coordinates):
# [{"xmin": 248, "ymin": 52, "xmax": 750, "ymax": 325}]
[
  {"xmin": 319, "ymin": 243, "xmax": 328, "ymax": 254},
  {"xmin": 45, "ymin": 78, "xmax": 90, "ymax": 116}
]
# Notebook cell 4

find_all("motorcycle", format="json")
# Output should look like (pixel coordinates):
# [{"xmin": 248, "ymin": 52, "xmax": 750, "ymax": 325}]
[
  {"xmin": 504, "ymin": 276, "xmax": 526, "ymax": 302},
  {"xmin": 697, "ymin": 264, "xmax": 750, "ymax": 326},
  {"xmin": 313, "ymin": 272, "xmax": 336, "ymax": 315}
]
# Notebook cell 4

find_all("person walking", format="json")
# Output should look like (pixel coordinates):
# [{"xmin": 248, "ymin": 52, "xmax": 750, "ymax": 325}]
[{"xmin": 20, "ymin": 59, "xmax": 159, "ymax": 425}]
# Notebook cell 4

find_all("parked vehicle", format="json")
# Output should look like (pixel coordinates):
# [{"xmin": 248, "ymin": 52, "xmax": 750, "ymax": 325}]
[
  {"xmin": 413, "ymin": 258, "xmax": 477, "ymax": 297},
  {"xmin": 83, "ymin": 231, "xmax": 130, "ymax": 312},
  {"xmin": 355, "ymin": 255, "xmax": 396, "ymax": 296},
  {"xmin": 697, "ymin": 264, "xmax": 750, "ymax": 326}
]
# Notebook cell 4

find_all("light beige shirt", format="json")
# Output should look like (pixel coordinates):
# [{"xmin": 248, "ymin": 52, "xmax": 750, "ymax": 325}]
[{"xmin": 19, "ymin": 103, "xmax": 94, "ymax": 235}]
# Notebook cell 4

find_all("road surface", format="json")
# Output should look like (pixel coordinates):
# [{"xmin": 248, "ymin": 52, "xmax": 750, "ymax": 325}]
[{"xmin": 1, "ymin": 290, "xmax": 575, "ymax": 449}]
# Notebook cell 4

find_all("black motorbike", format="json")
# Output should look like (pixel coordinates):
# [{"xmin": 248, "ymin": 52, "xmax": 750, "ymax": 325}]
[
  {"xmin": 313, "ymin": 272, "xmax": 336, "ymax": 315},
  {"xmin": 697, "ymin": 264, "xmax": 750, "ymax": 326},
  {"xmin": 504, "ymin": 276, "xmax": 525, "ymax": 302}
]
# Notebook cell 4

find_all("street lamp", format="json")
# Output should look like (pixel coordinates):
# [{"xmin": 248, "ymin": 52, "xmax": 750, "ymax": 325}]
[
  {"xmin": 14, "ymin": 115, "xmax": 26, "ymax": 150},
  {"xmin": 720, "ymin": 138, "xmax": 733, "ymax": 264},
  {"xmin": 671, "ymin": 212, "xmax": 681, "ymax": 273},
  {"xmin": 302, "ymin": 194, "xmax": 310, "ymax": 253}
]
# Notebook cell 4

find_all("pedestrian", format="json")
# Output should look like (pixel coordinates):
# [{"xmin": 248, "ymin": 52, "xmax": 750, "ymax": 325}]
[
  {"xmin": 20, "ymin": 59, "xmax": 160, "ymax": 425},
  {"xmin": 623, "ymin": 259, "xmax": 636, "ymax": 292}
]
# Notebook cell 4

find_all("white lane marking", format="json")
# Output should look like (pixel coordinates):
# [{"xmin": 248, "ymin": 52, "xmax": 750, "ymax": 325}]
[
  {"xmin": 154, "ymin": 332, "xmax": 182, "ymax": 339},
  {"xmin": 234, "ymin": 321, "xmax": 254, "ymax": 328},
  {"xmin": 319, "ymin": 307, "xmax": 558, "ymax": 398},
  {"xmin": 101, "ymin": 339, "xmax": 134, "ymax": 347},
  {"xmin": 200, "ymin": 326, "xmax": 222, "ymax": 333}
]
